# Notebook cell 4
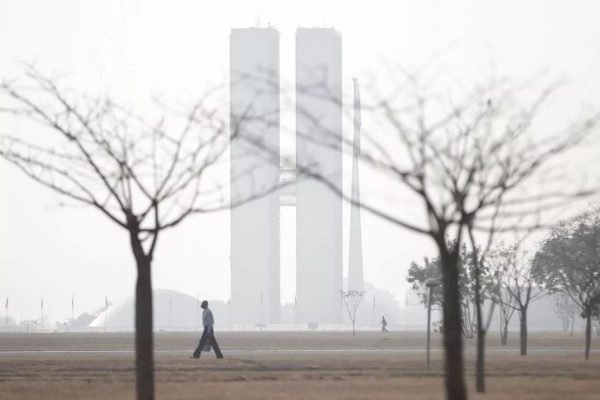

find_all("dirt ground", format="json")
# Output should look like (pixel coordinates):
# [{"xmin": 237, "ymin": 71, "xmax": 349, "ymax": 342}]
[{"xmin": 0, "ymin": 331, "xmax": 598, "ymax": 399}]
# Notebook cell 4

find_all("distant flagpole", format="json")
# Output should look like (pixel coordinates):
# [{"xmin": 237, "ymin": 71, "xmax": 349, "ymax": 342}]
[
  {"xmin": 169, "ymin": 295, "xmax": 172, "ymax": 330},
  {"xmin": 104, "ymin": 295, "xmax": 108, "ymax": 333},
  {"xmin": 196, "ymin": 293, "xmax": 200, "ymax": 329},
  {"xmin": 372, "ymin": 295, "xmax": 376, "ymax": 327},
  {"xmin": 227, "ymin": 297, "xmax": 231, "ymax": 329},
  {"xmin": 71, "ymin": 294, "xmax": 75, "ymax": 332},
  {"xmin": 260, "ymin": 291, "xmax": 263, "ymax": 325},
  {"xmin": 40, "ymin": 295, "xmax": 44, "ymax": 331}
]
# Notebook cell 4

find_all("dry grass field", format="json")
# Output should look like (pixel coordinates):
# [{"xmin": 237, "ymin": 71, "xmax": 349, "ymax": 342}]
[{"xmin": 0, "ymin": 331, "xmax": 598, "ymax": 399}]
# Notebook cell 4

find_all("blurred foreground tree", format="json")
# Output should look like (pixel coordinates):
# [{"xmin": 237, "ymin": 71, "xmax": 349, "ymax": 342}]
[
  {"xmin": 246, "ymin": 66, "xmax": 600, "ymax": 399},
  {"xmin": 0, "ymin": 66, "xmax": 279, "ymax": 400}
]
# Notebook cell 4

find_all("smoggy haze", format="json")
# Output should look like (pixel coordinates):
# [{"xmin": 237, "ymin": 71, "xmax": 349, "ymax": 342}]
[{"xmin": 1, "ymin": 0, "xmax": 600, "ymax": 324}]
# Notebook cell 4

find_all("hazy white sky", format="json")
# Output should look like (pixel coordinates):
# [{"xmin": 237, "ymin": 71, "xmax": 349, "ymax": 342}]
[{"xmin": 1, "ymin": 0, "xmax": 600, "ymax": 324}]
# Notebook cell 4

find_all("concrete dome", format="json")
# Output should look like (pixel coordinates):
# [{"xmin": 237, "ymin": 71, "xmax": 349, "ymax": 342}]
[{"xmin": 89, "ymin": 289, "xmax": 229, "ymax": 330}]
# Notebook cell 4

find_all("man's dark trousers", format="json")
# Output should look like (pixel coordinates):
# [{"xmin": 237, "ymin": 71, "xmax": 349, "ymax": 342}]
[{"xmin": 193, "ymin": 326, "xmax": 223, "ymax": 358}]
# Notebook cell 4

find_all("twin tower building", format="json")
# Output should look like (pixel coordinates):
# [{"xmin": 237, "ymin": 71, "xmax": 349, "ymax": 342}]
[{"xmin": 230, "ymin": 27, "xmax": 362, "ymax": 326}]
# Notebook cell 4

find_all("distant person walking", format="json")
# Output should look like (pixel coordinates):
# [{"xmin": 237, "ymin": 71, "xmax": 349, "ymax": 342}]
[
  {"xmin": 191, "ymin": 300, "xmax": 223, "ymax": 359},
  {"xmin": 381, "ymin": 316, "xmax": 389, "ymax": 333}
]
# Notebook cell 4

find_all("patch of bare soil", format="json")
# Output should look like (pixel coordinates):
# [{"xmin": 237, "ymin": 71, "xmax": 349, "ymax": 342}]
[{"xmin": 0, "ymin": 331, "xmax": 598, "ymax": 399}]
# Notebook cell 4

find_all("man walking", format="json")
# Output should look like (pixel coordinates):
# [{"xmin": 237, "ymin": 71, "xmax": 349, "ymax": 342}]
[
  {"xmin": 381, "ymin": 315, "xmax": 389, "ymax": 333},
  {"xmin": 191, "ymin": 300, "xmax": 223, "ymax": 359}
]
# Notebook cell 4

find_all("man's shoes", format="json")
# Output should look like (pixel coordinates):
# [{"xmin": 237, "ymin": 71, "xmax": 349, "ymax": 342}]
[{"xmin": 190, "ymin": 354, "xmax": 200, "ymax": 359}]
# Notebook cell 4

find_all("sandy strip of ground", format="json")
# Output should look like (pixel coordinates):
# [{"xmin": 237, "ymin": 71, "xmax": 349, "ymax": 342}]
[{"xmin": 0, "ymin": 331, "xmax": 598, "ymax": 400}]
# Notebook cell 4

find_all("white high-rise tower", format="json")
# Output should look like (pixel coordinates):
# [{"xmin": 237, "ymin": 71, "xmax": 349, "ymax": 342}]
[
  {"xmin": 230, "ymin": 28, "xmax": 281, "ymax": 325},
  {"xmin": 295, "ymin": 28, "xmax": 343, "ymax": 324}
]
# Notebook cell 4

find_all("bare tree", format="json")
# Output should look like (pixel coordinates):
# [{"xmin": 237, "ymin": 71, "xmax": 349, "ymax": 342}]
[
  {"xmin": 486, "ymin": 243, "xmax": 519, "ymax": 345},
  {"xmin": 0, "ymin": 66, "xmax": 280, "ymax": 400},
  {"xmin": 243, "ymin": 65, "xmax": 600, "ymax": 400},
  {"xmin": 497, "ymin": 292, "xmax": 517, "ymax": 344},
  {"xmin": 465, "ymin": 228, "xmax": 496, "ymax": 393},
  {"xmin": 340, "ymin": 290, "xmax": 366, "ymax": 336},
  {"xmin": 499, "ymin": 245, "xmax": 547, "ymax": 355},
  {"xmin": 553, "ymin": 291, "xmax": 578, "ymax": 336}
]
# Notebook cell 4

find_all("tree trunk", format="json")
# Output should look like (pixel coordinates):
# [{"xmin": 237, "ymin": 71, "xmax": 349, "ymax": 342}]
[
  {"xmin": 519, "ymin": 307, "xmax": 527, "ymax": 356},
  {"xmin": 462, "ymin": 304, "xmax": 474, "ymax": 338},
  {"xmin": 562, "ymin": 315, "xmax": 570, "ymax": 333},
  {"xmin": 440, "ymin": 250, "xmax": 467, "ymax": 400},
  {"xmin": 476, "ymin": 327, "xmax": 486, "ymax": 392},
  {"xmin": 135, "ymin": 254, "xmax": 154, "ymax": 400},
  {"xmin": 569, "ymin": 316, "xmax": 575, "ymax": 337},
  {"xmin": 585, "ymin": 310, "xmax": 592, "ymax": 360},
  {"xmin": 500, "ymin": 315, "xmax": 508, "ymax": 346},
  {"xmin": 128, "ymin": 223, "xmax": 155, "ymax": 400},
  {"xmin": 474, "ymin": 267, "xmax": 485, "ymax": 392}
]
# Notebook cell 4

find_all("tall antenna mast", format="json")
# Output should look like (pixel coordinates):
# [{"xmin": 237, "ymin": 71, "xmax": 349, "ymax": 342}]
[
  {"xmin": 353, "ymin": 77, "xmax": 362, "ymax": 156},
  {"xmin": 348, "ymin": 78, "xmax": 364, "ymax": 292},
  {"xmin": 256, "ymin": 0, "xmax": 262, "ymax": 27}
]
